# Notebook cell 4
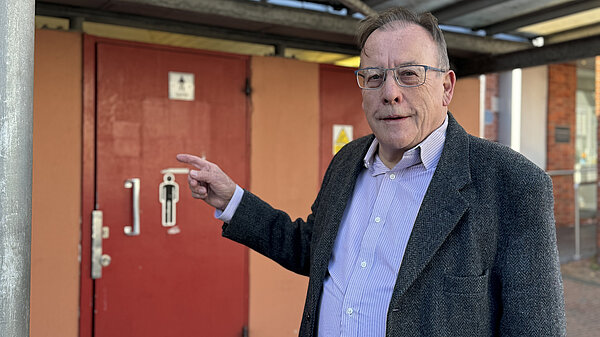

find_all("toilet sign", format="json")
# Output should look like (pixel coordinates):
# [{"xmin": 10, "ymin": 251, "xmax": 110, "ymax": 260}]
[
  {"xmin": 168, "ymin": 71, "xmax": 195, "ymax": 101},
  {"xmin": 333, "ymin": 124, "xmax": 353, "ymax": 155}
]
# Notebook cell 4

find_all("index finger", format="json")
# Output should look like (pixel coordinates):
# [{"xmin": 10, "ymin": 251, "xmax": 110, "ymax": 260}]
[{"xmin": 176, "ymin": 153, "xmax": 209, "ymax": 169}]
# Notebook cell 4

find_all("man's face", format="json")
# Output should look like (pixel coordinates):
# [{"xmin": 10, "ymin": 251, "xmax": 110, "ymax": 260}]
[{"xmin": 360, "ymin": 23, "xmax": 455, "ymax": 165}]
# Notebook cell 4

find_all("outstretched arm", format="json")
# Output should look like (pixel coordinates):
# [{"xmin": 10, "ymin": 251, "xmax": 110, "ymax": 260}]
[{"xmin": 177, "ymin": 152, "xmax": 321, "ymax": 275}]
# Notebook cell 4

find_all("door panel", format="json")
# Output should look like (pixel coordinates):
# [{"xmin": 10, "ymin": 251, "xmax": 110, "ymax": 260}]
[{"xmin": 94, "ymin": 41, "xmax": 249, "ymax": 337}]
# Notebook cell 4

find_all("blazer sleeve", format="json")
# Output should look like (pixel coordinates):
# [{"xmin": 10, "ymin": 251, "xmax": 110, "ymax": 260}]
[
  {"xmin": 219, "ymin": 135, "xmax": 371, "ymax": 278},
  {"xmin": 496, "ymin": 171, "xmax": 567, "ymax": 336},
  {"xmin": 220, "ymin": 161, "xmax": 335, "ymax": 277}
]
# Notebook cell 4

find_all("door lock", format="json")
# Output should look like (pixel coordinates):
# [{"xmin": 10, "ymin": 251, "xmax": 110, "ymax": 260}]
[
  {"xmin": 159, "ymin": 168, "xmax": 189, "ymax": 228},
  {"xmin": 91, "ymin": 210, "xmax": 111, "ymax": 279},
  {"xmin": 159, "ymin": 172, "xmax": 180, "ymax": 227},
  {"xmin": 100, "ymin": 254, "xmax": 112, "ymax": 267}
]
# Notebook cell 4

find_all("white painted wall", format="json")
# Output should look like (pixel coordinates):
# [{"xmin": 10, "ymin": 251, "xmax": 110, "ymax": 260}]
[
  {"xmin": 497, "ymin": 67, "xmax": 548, "ymax": 170},
  {"xmin": 520, "ymin": 66, "xmax": 548, "ymax": 170}
]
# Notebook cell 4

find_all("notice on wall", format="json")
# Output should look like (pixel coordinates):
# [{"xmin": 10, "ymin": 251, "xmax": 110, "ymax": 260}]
[
  {"xmin": 554, "ymin": 126, "xmax": 571, "ymax": 143},
  {"xmin": 168, "ymin": 72, "xmax": 195, "ymax": 101},
  {"xmin": 333, "ymin": 125, "xmax": 353, "ymax": 155}
]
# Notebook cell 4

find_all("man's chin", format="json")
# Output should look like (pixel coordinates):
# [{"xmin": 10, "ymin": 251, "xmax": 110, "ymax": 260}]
[{"xmin": 378, "ymin": 137, "xmax": 417, "ymax": 154}]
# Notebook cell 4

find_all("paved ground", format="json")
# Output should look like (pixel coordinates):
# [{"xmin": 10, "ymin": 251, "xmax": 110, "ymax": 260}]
[
  {"xmin": 557, "ymin": 222, "xmax": 600, "ymax": 336},
  {"xmin": 561, "ymin": 259, "xmax": 600, "ymax": 337}
]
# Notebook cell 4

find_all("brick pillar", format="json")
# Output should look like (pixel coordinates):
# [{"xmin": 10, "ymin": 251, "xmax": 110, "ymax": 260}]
[
  {"xmin": 547, "ymin": 63, "xmax": 576, "ymax": 228},
  {"xmin": 484, "ymin": 73, "xmax": 499, "ymax": 141}
]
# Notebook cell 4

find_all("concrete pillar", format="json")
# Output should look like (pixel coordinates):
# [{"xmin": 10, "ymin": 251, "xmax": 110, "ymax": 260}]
[
  {"xmin": 498, "ymin": 67, "xmax": 548, "ymax": 168},
  {"xmin": 0, "ymin": 1, "xmax": 35, "ymax": 336},
  {"xmin": 520, "ymin": 66, "xmax": 548, "ymax": 170},
  {"xmin": 497, "ymin": 69, "xmax": 522, "ymax": 151},
  {"xmin": 595, "ymin": 56, "xmax": 600, "ymax": 263}
]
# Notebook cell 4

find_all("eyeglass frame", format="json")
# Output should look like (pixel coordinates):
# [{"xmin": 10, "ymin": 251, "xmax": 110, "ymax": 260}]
[{"xmin": 354, "ymin": 64, "xmax": 447, "ymax": 90}]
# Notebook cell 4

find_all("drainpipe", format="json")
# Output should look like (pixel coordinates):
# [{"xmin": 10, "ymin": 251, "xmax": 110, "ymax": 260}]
[{"xmin": 0, "ymin": 1, "xmax": 35, "ymax": 337}]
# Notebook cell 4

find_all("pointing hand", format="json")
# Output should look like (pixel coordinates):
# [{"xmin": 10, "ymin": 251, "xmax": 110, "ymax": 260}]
[{"xmin": 176, "ymin": 154, "xmax": 236, "ymax": 211}]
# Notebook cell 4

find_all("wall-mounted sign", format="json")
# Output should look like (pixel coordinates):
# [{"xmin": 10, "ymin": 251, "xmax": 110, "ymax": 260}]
[
  {"xmin": 168, "ymin": 72, "xmax": 195, "ymax": 101},
  {"xmin": 333, "ymin": 124, "xmax": 353, "ymax": 155},
  {"xmin": 555, "ymin": 126, "xmax": 570, "ymax": 143}
]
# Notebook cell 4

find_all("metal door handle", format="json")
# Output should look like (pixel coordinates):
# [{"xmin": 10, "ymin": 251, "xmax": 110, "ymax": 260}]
[{"xmin": 124, "ymin": 178, "xmax": 141, "ymax": 236}]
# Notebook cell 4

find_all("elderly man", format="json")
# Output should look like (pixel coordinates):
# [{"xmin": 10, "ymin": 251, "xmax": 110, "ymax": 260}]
[{"xmin": 177, "ymin": 7, "xmax": 566, "ymax": 337}]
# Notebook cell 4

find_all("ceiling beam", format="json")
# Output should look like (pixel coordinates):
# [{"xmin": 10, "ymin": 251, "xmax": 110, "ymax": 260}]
[
  {"xmin": 476, "ymin": 0, "xmax": 600, "ymax": 36},
  {"xmin": 338, "ymin": 0, "xmax": 377, "ymax": 16},
  {"xmin": 366, "ymin": 0, "xmax": 442, "ymax": 13},
  {"xmin": 545, "ymin": 21, "xmax": 600, "ymax": 44},
  {"xmin": 431, "ymin": 0, "xmax": 504, "ymax": 23},
  {"xmin": 444, "ymin": 33, "xmax": 530, "ymax": 55},
  {"xmin": 35, "ymin": 2, "xmax": 361, "ymax": 55},
  {"xmin": 455, "ymin": 34, "xmax": 600, "ymax": 77},
  {"xmin": 113, "ymin": 0, "xmax": 359, "ymax": 35},
  {"xmin": 36, "ymin": 1, "xmax": 531, "ymax": 56}
]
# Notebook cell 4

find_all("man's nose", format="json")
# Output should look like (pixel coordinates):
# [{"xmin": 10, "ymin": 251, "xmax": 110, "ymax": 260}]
[{"xmin": 381, "ymin": 72, "xmax": 403, "ymax": 104}]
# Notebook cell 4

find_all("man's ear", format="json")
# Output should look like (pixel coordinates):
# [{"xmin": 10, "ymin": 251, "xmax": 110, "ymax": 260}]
[{"xmin": 442, "ymin": 70, "xmax": 456, "ymax": 107}]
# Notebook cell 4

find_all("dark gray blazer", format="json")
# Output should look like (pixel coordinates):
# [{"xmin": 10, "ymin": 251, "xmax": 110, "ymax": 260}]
[{"xmin": 223, "ymin": 113, "xmax": 567, "ymax": 336}]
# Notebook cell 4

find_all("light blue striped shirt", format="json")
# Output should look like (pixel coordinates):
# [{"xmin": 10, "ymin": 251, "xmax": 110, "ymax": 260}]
[
  {"xmin": 217, "ymin": 117, "xmax": 448, "ymax": 336},
  {"xmin": 317, "ymin": 116, "xmax": 448, "ymax": 337}
]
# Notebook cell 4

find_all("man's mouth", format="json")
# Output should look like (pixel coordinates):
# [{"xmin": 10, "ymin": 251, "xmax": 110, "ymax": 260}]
[{"xmin": 381, "ymin": 115, "xmax": 408, "ymax": 121}]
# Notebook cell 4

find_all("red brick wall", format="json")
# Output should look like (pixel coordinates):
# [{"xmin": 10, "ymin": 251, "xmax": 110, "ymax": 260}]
[
  {"xmin": 484, "ymin": 73, "xmax": 499, "ymax": 142},
  {"xmin": 547, "ymin": 63, "xmax": 577, "ymax": 228}
]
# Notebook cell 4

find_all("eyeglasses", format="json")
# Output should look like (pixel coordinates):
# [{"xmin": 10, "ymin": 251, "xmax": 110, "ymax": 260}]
[{"xmin": 355, "ymin": 64, "xmax": 446, "ymax": 89}]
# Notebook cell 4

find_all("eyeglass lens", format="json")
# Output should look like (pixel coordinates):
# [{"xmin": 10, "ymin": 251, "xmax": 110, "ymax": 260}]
[{"xmin": 357, "ymin": 65, "xmax": 426, "ymax": 88}]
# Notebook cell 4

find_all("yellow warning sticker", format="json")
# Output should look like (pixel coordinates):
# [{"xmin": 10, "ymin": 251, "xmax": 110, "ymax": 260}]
[{"xmin": 333, "ymin": 125, "xmax": 353, "ymax": 155}]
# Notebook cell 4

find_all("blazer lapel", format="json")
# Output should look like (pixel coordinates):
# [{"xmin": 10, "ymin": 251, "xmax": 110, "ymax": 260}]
[{"xmin": 389, "ymin": 113, "xmax": 472, "ymax": 301}]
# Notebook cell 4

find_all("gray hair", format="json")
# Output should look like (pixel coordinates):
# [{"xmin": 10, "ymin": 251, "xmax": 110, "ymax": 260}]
[{"xmin": 356, "ymin": 7, "xmax": 450, "ymax": 70}]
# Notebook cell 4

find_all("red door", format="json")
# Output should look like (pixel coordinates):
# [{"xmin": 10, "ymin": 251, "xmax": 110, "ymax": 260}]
[{"xmin": 89, "ymin": 39, "xmax": 249, "ymax": 337}]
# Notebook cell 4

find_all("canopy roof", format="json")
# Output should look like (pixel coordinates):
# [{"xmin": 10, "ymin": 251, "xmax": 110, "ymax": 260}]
[{"xmin": 36, "ymin": 0, "xmax": 600, "ymax": 75}]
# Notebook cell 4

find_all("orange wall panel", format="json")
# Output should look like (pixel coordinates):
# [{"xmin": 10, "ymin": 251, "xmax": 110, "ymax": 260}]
[
  {"xmin": 249, "ymin": 56, "xmax": 319, "ymax": 336},
  {"xmin": 32, "ymin": 29, "xmax": 82, "ymax": 337},
  {"xmin": 449, "ymin": 76, "xmax": 481, "ymax": 137}
]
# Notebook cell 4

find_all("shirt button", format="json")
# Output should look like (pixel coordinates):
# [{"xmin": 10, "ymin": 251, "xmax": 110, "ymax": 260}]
[
  {"xmin": 346, "ymin": 307, "xmax": 353, "ymax": 315},
  {"xmin": 374, "ymin": 217, "xmax": 381, "ymax": 223},
  {"xmin": 389, "ymin": 173, "xmax": 396, "ymax": 180},
  {"xmin": 360, "ymin": 261, "xmax": 367, "ymax": 268}
]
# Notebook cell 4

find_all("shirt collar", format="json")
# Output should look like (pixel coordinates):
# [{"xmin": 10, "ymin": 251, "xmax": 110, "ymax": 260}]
[{"xmin": 363, "ymin": 114, "xmax": 448, "ymax": 173}]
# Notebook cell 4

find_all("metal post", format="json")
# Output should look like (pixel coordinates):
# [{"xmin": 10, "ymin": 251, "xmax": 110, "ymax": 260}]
[
  {"xmin": 573, "ymin": 164, "xmax": 581, "ymax": 260},
  {"xmin": 547, "ymin": 169, "xmax": 581, "ymax": 261},
  {"xmin": 0, "ymin": 1, "xmax": 35, "ymax": 337},
  {"xmin": 69, "ymin": 16, "xmax": 84, "ymax": 32},
  {"xmin": 274, "ymin": 43, "xmax": 286, "ymax": 57},
  {"xmin": 574, "ymin": 182, "xmax": 581, "ymax": 260}
]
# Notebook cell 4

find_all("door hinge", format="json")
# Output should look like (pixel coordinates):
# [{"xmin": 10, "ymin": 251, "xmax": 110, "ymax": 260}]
[
  {"xmin": 245, "ymin": 78, "xmax": 252, "ymax": 96},
  {"xmin": 242, "ymin": 325, "xmax": 248, "ymax": 337}
]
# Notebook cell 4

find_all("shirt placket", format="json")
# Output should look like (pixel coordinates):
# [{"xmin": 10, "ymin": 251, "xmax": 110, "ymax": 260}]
[{"xmin": 339, "ymin": 170, "xmax": 398, "ymax": 337}]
